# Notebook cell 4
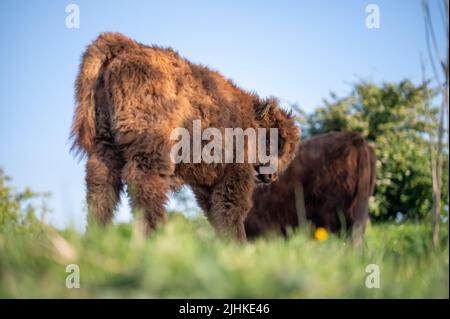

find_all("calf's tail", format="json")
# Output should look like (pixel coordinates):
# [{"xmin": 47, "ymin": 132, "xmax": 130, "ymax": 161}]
[{"xmin": 70, "ymin": 32, "xmax": 137, "ymax": 156}]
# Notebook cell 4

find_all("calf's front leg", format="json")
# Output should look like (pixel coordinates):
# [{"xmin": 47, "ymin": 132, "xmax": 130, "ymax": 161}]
[{"xmin": 208, "ymin": 165, "xmax": 254, "ymax": 242}]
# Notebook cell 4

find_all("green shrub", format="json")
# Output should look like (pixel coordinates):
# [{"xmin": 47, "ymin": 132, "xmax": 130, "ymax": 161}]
[{"xmin": 304, "ymin": 80, "xmax": 449, "ymax": 220}]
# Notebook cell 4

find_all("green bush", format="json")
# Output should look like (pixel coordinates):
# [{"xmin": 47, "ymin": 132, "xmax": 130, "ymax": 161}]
[
  {"xmin": 0, "ymin": 168, "xmax": 49, "ymax": 233},
  {"xmin": 304, "ymin": 80, "xmax": 449, "ymax": 220}
]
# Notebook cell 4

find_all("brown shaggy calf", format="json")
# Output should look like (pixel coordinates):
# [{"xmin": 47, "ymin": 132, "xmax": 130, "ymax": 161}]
[
  {"xmin": 245, "ymin": 132, "xmax": 376, "ymax": 244},
  {"xmin": 71, "ymin": 32, "xmax": 300, "ymax": 241}
]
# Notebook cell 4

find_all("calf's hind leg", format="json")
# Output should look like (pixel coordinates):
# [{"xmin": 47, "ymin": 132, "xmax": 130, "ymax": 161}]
[
  {"xmin": 122, "ymin": 135, "xmax": 174, "ymax": 234},
  {"xmin": 86, "ymin": 145, "xmax": 124, "ymax": 226}
]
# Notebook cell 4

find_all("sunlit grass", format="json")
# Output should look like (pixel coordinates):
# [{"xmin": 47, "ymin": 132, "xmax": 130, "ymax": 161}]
[{"xmin": 0, "ymin": 212, "xmax": 448, "ymax": 298}]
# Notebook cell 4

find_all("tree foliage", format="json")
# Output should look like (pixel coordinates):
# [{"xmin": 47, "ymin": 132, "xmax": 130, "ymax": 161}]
[
  {"xmin": 0, "ymin": 168, "xmax": 48, "ymax": 232},
  {"xmin": 305, "ymin": 80, "xmax": 448, "ymax": 220}
]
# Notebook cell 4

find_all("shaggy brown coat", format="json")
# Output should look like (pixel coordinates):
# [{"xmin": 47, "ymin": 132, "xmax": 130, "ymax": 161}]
[
  {"xmin": 245, "ymin": 132, "xmax": 376, "ymax": 244},
  {"xmin": 71, "ymin": 32, "xmax": 300, "ymax": 241}
]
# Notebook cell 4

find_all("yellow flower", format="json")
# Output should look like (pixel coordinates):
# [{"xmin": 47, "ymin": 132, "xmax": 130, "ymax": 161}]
[{"xmin": 314, "ymin": 227, "xmax": 328, "ymax": 242}]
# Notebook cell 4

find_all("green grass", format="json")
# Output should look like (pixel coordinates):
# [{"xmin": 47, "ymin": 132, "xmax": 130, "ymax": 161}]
[{"xmin": 0, "ymin": 213, "xmax": 448, "ymax": 298}]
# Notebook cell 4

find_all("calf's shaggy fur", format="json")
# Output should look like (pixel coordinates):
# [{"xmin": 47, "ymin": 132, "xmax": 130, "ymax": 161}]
[
  {"xmin": 71, "ymin": 32, "xmax": 300, "ymax": 241},
  {"xmin": 245, "ymin": 132, "xmax": 376, "ymax": 244}
]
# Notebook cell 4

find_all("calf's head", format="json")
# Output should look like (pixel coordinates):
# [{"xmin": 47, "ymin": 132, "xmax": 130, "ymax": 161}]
[{"xmin": 254, "ymin": 97, "xmax": 300, "ymax": 184}]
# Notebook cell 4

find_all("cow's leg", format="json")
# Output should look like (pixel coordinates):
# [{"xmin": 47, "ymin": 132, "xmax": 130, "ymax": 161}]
[
  {"xmin": 208, "ymin": 165, "xmax": 254, "ymax": 242},
  {"xmin": 351, "ymin": 212, "xmax": 369, "ymax": 247},
  {"xmin": 122, "ymin": 134, "xmax": 174, "ymax": 234},
  {"xmin": 86, "ymin": 145, "xmax": 124, "ymax": 226},
  {"xmin": 351, "ymin": 143, "xmax": 374, "ymax": 246},
  {"xmin": 350, "ymin": 197, "xmax": 370, "ymax": 247}
]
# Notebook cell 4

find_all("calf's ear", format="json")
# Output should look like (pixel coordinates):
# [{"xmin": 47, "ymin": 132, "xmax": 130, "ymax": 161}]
[{"xmin": 255, "ymin": 102, "xmax": 272, "ymax": 121}]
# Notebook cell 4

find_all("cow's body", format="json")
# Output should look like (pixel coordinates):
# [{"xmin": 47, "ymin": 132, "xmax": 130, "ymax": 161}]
[{"xmin": 245, "ymin": 131, "xmax": 376, "ymax": 244}]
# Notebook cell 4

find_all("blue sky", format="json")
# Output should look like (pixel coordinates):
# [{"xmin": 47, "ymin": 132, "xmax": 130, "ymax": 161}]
[{"xmin": 0, "ymin": 0, "xmax": 447, "ymax": 228}]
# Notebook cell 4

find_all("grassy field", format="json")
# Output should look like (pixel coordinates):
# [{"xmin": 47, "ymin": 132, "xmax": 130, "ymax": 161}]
[{"xmin": 0, "ymin": 211, "xmax": 448, "ymax": 298}]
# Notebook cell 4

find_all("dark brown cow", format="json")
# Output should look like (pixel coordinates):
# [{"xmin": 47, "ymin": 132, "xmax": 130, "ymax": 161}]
[{"xmin": 245, "ymin": 131, "xmax": 376, "ymax": 244}]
